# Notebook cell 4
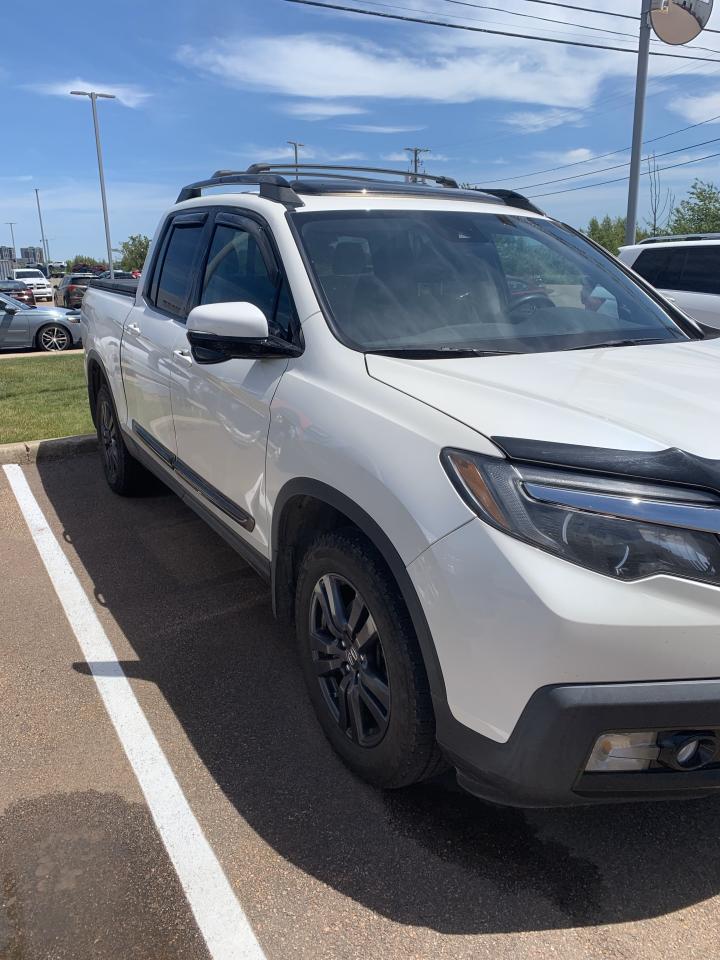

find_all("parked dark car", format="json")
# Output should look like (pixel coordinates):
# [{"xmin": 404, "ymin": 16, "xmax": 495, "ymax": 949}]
[
  {"xmin": 0, "ymin": 279, "xmax": 36, "ymax": 306},
  {"xmin": 55, "ymin": 273, "xmax": 95, "ymax": 308}
]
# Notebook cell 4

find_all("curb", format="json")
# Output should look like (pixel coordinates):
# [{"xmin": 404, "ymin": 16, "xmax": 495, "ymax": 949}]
[{"xmin": 0, "ymin": 434, "xmax": 97, "ymax": 466}]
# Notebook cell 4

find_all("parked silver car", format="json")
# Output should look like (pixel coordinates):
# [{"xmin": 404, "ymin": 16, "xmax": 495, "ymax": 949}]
[{"xmin": 0, "ymin": 292, "xmax": 82, "ymax": 352}]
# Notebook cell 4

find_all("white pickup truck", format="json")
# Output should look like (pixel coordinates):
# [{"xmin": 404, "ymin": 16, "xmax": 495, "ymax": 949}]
[{"xmin": 82, "ymin": 164, "xmax": 720, "ymax": 807}]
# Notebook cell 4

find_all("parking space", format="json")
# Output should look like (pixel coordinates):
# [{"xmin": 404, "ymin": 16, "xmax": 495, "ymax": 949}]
[{"xmin": 3, "ymin": 452, "xmax": 720, "ymax": 959}]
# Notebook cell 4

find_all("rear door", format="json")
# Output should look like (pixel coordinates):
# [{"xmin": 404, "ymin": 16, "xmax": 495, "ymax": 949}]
[
  {"xmin": 121, "ymin": 211, "xmax": 209, "ymax": 462},
  {"xmin": 631, "ymin": 245, "xmax": 720, "ymax": 328},
  {"xmin": 170, "ymin": 209, "xmax": 299, "ymax": 555}
]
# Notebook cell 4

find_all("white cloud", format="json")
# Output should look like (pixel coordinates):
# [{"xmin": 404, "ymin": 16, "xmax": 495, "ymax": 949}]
[
  {"xmin": 669, "ymin": 90, "xmax": 720, "ymax": 125},
  {"xmin": 281, "ymin": 101, "xmax": 368, "ymax": 120},
  {"xmin": 504, "ymin": 108, "xmax": 584, "ymax": 134},
  {"xmin": 177, "ymin": 33, "xmax": 627, "ymax": 109},
  {"xmin": 340, "ymin": 124, "xmax": 427, "ymax": 133},
  {"xmin": 26, "ymin": 79, "xmax": 151, "ymax": 108}
]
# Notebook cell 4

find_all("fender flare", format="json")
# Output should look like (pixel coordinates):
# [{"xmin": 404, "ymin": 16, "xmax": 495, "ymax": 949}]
[{"xmin": 271, "ymin": 477, "xmax": 448, "ymax": 708}]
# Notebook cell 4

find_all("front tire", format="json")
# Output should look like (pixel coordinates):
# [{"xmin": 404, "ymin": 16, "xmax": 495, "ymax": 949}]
[
  {"xmin": 95, "ymin": 384, "xmax": 152, "ymax": 496},
  {"xmin": 295, "ymin": 530, "xmax": 444, "ymax": 788},
  {"xmin": 36, "ymin": 323, "xmax": 71, "ymax": 352}
]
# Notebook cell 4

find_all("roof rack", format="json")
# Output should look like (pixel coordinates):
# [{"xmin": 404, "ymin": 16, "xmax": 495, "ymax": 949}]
[
  {"xmin": 246, "ymin": 162, "xmax": 459, "ymax": 188},
  {"xmin": 175, "ymin": 163, "xmax": 544, "ymax": 214},
  {"xmin": 638, "ymin": 232, "xmax": 720, "ymax": 244}
]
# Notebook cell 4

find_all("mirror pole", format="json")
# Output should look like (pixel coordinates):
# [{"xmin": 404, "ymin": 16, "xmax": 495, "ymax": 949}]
[{"xmin": 625, "ymin": 0, "xmax": 652, "ymax": 246}]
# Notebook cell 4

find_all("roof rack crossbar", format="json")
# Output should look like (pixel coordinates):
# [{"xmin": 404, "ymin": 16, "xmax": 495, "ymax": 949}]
[
  {"xmin": 176, "ymin": 173, "xmax": 304, "ymax": 207},
  {"xmin": 246, "ymin": 162, "xmax": 459, "ymax": 188}
]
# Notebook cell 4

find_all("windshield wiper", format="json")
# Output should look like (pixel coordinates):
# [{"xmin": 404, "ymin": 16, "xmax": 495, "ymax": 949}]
[
  {"xmin": 365, "ymin": 346, "xmax": 518, "ymax": 358},
  {"xmin": 566, "ymin": 337, "xmax": 677, "ymax": 351}
]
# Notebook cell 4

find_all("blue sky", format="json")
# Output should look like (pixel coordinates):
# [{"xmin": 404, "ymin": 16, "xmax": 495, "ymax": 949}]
[{"xmin": 2, "ymin": 0, "xmax": 720, "ymax": 259}]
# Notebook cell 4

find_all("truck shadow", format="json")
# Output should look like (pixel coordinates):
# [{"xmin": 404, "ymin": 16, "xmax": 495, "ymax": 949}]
[{"xmin": 38, "ymin": 454, "xmax": 720, "ymax": 936}]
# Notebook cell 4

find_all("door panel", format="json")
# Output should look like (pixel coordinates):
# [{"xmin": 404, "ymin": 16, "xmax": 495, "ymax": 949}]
[
  {"xmin": 120, "ymin": 215, "xmax": 208, "ymax": 455},
  {"xmin": 660, "ymin": 289, "xmax": 720, "ymax": 329},
  {"xmin": 171, "ymin": 214, "xmax": 296, "ymax": 554},
  {"xmin": 0, "ymin": 304, "xmax": 30, "ymax": 349},
  {"xmin": 120, "ymin": 305, "xmax": 184, "ymax": 455},
  {"xmin": 171, "ymin": 354, "xmax": 288, "ymax": 551}
]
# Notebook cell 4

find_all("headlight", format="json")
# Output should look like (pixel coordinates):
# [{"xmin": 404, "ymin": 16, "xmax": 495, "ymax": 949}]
[{"xmin": 442, "ymin": 448, "xmax": 720, "ymax": 586}]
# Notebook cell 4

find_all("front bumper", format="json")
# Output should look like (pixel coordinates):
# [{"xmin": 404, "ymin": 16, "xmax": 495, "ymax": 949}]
[
  {"xmin": 449, "ymin": 679, "xmax": 720, "ymax": 806},
  {"xmin": 407, "ymin": 516, "xmax": 720, "ymax": 805}
]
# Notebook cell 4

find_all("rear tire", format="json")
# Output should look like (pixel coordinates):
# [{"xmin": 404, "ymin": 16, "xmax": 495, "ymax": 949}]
[
  {"xmin": 95, "ymin": 384, "xmax": 153, "ymax": 496},
  {"xmin": 295, "ymin": 530, "xmax": 445, "ymax": 788}
]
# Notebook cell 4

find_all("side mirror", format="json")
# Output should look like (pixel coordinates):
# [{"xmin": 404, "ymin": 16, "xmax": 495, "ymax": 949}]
[
  {"xmin": 186, "ymin": 301, "xmax": 301, "ymax": 363},
  {"xmin": 3, "ymin": 305, "xmax": 17, "ymax": 316}
]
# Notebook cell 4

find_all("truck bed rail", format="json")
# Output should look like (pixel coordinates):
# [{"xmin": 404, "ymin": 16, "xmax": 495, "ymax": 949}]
[{"xmin": 87, "ymin": 278, "xmax": 138, "ymax": 298}]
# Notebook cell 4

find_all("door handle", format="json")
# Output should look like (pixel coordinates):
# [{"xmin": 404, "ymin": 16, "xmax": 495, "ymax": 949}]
[
  {"xmin": 173, "ymin": 348, "xmax": 193, "ymax": 364},
  {"xmin": 126, "ymin": 322, "xmax": 141, "ymax": 335}
]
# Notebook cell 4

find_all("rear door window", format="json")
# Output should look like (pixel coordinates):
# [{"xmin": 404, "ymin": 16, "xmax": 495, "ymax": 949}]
[
  {"xmin": 632, "ymin": 248, "xmax": 685, "ymax": 289},
  {"xmin": 153, "ymin": 222, "xmax": 206, "ymax": 317},
  {"xmin": 678, "ymin": 247, "xmax": 720, "ymax": 295}
]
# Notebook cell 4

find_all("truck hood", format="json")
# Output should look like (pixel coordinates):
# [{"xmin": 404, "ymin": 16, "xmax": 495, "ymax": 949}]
[{"xmin": 366, "ymin": 339, "xmax": 720, "ymax": 459}]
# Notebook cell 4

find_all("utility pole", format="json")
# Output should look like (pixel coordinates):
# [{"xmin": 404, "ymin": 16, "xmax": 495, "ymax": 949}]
[
  {"xmin": 287, "ymin": 140, "xmax": 304, "ymax": 178},
  {"xmin": 5, "ymin": 222, "xmax": 16, "ymax": 261},
  {"xmin": 404, "ymin": 146, "xmax": 431, "ymax": 181},
  {"xmin": 71, "ymin": 90, "xmax": 116, "ymax": 278},
  {"xmin": 34, "ymin": 189, "xmax": 49, "ymax": 264},
  {"xmin": 625, "ymin": 0, "xmax": 652, "ymax": 245}
]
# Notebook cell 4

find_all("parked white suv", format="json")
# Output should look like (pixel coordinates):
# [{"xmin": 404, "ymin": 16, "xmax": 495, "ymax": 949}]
[
  {"xmin": 618, "ymin": 235, "xmax": 720, "ymax": 328},
  {"xmin": 82, "ymin": 165, "xmax": 720, "ymax": 807},
  {"xmin": 13, "ymin": 267, "xmax": 53, "ymax": 302}
]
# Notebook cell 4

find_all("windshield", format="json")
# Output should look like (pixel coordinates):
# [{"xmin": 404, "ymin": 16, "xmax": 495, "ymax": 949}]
[
  {"xmin": 15, "ymin": 270, "xmax": 44, "ymax": 280},
  {"xmin": 293, "ymin": 210, "xmax": 690, "ymax": 354}
]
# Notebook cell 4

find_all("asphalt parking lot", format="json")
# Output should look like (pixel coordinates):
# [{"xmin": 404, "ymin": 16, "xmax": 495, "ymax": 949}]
[{"xmin": 3, "ymin": 452, "xmax": 720, "ymax": 959}]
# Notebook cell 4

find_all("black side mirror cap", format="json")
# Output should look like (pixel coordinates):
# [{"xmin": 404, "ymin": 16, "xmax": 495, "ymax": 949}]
[{"xmin": 186, "ymin": 330, "xmax": 303, "ymax": 364}]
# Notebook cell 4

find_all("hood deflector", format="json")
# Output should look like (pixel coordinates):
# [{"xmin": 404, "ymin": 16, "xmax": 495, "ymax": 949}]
[{"xmin": 492, "ymin": 437, "xmax": 720, "ymax": 495}]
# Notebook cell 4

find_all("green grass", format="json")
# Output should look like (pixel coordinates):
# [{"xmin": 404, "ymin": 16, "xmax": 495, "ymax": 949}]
[{"xmin": 0, "ymin": 354, "xmax": 94, "ymax": 444}]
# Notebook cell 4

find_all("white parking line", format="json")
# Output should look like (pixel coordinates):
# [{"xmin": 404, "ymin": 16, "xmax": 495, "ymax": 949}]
[{"xmin": 3, "ymin": 464, "xmax": 267, "ymax": 960}]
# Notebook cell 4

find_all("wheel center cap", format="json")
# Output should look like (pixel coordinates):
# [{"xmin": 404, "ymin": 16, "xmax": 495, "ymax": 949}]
[{"xmin": 346, "ymin": 646, "xmax": 359, "ymax": 669}]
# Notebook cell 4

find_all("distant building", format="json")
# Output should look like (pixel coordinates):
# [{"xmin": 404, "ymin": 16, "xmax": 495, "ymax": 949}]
[
  {"xmin": 0, "ymin": 245, "xmax": 13, "ymax": 261},
  {"xmin": 20, "ymin": 246, "xmax": 44, "ymax": 262}
]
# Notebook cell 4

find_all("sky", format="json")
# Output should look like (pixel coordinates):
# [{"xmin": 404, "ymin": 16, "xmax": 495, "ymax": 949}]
[{"xmin": 2, "ymin": 0, "xmax": 720, "ymax": 259}]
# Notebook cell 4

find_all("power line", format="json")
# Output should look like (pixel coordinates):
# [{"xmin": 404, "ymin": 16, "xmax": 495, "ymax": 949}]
[
  {"xmin": 509, "ymin": 133, "xmax": 720, "ymax": 189},
  {"xmin": 528, "ymin": 148, "xmax": 720, "ymax": 198},
  {"xmin": 284, "ymin": 0, "xmax": 720, "ymax": 61},
  {"xmin": 439, "ymin": 0, "xmax": 637, "ymax": 38},
  {"xmin": 486, "ymin": 112, "xmax": 720, "ymax": 184},
  {"xmin": 511, "ymin": 0, "xmax": 638, "ymax": 19}
]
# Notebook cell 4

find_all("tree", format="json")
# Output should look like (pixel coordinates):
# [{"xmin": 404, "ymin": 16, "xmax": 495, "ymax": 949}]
[
  {"xmin": 119, "ymin": 234, "xmax": 150, "ymax": 272},
  {"xmin": 586, "ymin": 215, "xmax": 648, "ymax": 256},
  {"xmin": 645, "ymin": 153, "xmax": 674, "ymax": 237},
  {"xmin": 668, "ymin": 179, "xmax": 720, "ymax": 234},
  {"xmin": 67, "ymin": 254, "xmax": 107, "ymax": 272}
]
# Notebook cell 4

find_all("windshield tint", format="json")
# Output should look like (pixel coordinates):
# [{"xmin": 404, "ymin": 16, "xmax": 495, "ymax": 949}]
[
  {"xmin": 15, "ymin": 270, "xmax": 44, "ymax": 279},
  {"xmin": 293, "ymin": 210, "xmax": 689, "ymax": 354}
]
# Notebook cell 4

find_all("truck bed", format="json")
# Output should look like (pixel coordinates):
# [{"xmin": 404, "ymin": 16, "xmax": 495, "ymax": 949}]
[{"xmin": 88, "ymin": 278, "xmax": 139, "ymax": 298}]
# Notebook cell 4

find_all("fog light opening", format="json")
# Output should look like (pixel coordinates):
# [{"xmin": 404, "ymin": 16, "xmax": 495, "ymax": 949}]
[{"xmin": 658, "ymin": 732, "xmax": 719, "ymax": 772}]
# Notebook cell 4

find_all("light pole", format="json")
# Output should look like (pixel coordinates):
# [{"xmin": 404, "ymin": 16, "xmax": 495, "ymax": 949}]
[
  {"xmin": 34, "ymin": 189, "xmax": 49, "ymax": 264},
  {"xmin": 5, "ymin": 222, "xmax": 16, "ymax": 261},
  {"xmin": 71, "ymin": 90, "xmax": 116, "ymax": 278},
  {"xmin": 625, "ymin": 0, "xmax": 652, "ymax": 246},
  {"xmin": 287, "ymin": 140, "xmax": 304, "ymax": 177}
]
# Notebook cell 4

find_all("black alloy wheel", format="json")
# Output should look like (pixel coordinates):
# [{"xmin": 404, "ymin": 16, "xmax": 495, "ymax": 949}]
[
  {"xmin": 309, "ymin": 573, "xmax": 391, "ymax": 747},
  {"xmin": 99, "ymin": 391, "xmax": 120, "ymax": 486}
]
